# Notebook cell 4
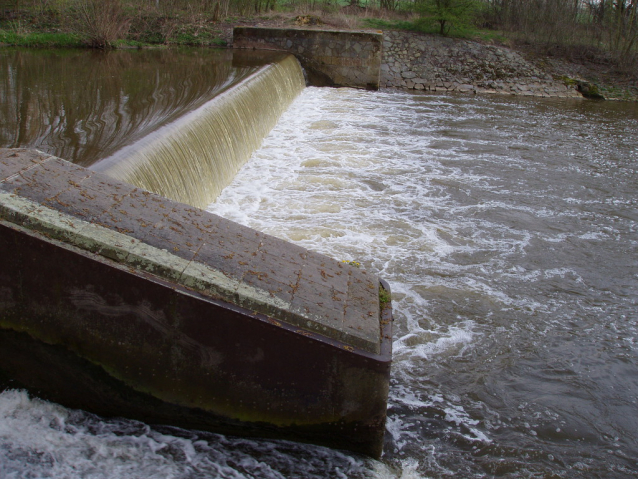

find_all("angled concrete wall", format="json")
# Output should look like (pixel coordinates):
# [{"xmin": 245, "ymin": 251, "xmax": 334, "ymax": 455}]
[
  {"xmin": 0, "ymin": 148, "xmax": 392, "ymax": 457},
  {"xmin": 233, "ymin": 27, "xmax": 383, "ymax": 90}
]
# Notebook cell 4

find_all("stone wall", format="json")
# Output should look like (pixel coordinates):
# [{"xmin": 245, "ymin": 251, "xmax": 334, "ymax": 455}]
[
  {"xmin": 381, "ymin": 30, "xmax": 581, "ymax": 98},
  {"xmin": 233, "ymin": 27, "xmax": 382, "ymax": 89}
]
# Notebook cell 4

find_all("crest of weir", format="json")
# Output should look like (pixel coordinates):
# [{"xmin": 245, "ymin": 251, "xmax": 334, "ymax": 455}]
[{"xmin": 90, "ymin": 54, "xmax": 306, "ymax": 209}]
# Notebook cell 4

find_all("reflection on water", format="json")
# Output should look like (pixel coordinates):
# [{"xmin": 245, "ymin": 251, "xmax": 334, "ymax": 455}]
[
  {"xmin": 1, "ymin": 61, "xmax": 638, "ymax": 477},
  {"xmin": 0, "ymin": 47, "xmax": 275, "ymax": 166}
]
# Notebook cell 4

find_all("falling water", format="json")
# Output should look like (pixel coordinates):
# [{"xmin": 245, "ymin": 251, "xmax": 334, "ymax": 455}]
[{"xmin": 90, "ymin": 54, "xmax": 306, "ymax": 208}]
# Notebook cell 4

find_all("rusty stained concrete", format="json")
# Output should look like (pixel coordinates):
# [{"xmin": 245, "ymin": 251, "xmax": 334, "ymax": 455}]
[
  {"xmin": 0, "ymin": 148, "xmax": 382, "ymax": 354},
  {"xmin": 0, "ymin": 148, "xmax": 392, "ymax": 457}
]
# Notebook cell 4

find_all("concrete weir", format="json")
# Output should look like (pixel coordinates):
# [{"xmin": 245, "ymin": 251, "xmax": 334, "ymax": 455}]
[
  {"xmin": 0, "ymin": 148, "xmax": 392, "ymax": 457},
  {"xmin": 233, "ymin": 27, "xmax": 383, "ymax": 89}
]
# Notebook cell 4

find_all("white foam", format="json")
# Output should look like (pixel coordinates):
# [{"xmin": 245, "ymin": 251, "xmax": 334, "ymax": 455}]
[{"xmin": 0, "ymin": 390, "xmax": 384, "ymax": 479}]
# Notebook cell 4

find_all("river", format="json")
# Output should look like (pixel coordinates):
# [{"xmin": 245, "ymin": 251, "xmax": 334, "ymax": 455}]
[{"xmin": 1, "ymin": 57, "xmax": 638, "ymax": 478}]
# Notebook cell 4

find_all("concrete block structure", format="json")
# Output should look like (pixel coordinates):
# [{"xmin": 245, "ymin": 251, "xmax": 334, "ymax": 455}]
[
  {"xmin": 233, "ymin": 27, "xmax": 383, "ymax": 90},
  {"xmin": 0, "ymin": 148, "xmax": 392, "ymax": 457}
]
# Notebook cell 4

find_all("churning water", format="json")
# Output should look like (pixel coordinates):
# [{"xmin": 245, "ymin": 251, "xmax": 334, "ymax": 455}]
[{"xmin": 2, "ymin": 87, "xmax": 638, "ymax": 478}]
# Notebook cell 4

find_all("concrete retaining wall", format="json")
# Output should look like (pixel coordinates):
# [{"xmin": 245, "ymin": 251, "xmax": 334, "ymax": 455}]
[
  {"xmin": 233, "ymin": 27, "xmax": 383, "ymax": 90},
  {"xmin": 232, "ymin": 27, "xmax": 582, "ymax": 98},
  {"xmin": 0, "ymin": 148, "xmax": 392, "ymax": 458}
]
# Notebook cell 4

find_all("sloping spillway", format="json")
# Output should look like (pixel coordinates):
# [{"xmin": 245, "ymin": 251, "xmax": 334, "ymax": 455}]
[{"xmin": 90, "ymin": 54, "xmax": 306, "ymax": 208}]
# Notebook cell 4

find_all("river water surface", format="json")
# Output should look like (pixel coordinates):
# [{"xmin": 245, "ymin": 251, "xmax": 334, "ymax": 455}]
[
  {"xmin": 0, "ymin": 47, "xmax": 264, "ymax": 165},
  {"xmin": 1, "ymin": 59, "xmax": 638, "ymax": 478}
]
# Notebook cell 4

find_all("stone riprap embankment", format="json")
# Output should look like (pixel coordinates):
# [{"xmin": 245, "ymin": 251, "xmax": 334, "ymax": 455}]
[{"xmin": 381, "ymin": 30, "xmax": 581, "ymax": 98}]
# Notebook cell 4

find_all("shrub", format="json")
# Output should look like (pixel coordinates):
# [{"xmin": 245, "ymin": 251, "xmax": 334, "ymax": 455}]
[
  {"xmin": 72, "ymin": 0, "xmax": 130, "ymax": 48},
  {"xmin": 415, "ymin": 0, "xmax": 481, "ymax": 35}
]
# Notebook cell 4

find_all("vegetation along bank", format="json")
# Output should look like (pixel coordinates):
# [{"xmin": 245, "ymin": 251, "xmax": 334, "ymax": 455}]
[{"xmin": 1, "ymin": 0, "xmax": 637, "ymax": 100}]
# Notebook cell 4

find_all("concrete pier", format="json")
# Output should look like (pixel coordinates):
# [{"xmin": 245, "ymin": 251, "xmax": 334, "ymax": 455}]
[
  {"xmin": 233, "ymin": 27, "xmax": 383, "ymax": 90},
  {"xmin": 0, "ymin": 148, "xmax": 392, "ymax": 457}
]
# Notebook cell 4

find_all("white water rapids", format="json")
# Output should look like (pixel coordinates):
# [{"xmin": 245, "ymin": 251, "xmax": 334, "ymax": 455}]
[{"xmin": 2, "ymin": 87, "xmax": 638, "ymax": 478}]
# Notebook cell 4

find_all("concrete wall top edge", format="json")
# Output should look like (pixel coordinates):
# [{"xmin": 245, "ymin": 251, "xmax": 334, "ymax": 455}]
[{"xmin": 0, "ymin": 148, "xmax": 384, "ymax": 355}]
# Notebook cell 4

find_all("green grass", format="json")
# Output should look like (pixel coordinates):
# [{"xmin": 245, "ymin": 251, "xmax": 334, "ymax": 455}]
[
  {"xmin": 0, "ymin": 31, "xmax": 83, "ymax": 47},
  {"xmin": 0, "ymin": 16, "xmax": 227, "ymax": 48},
  {"xmin": 170, "ymin": 35, "xmax": 226, "ymax": 46},
  {"xmin": 379, "ymin": 286, "xmax": 391, "ymax": 306},
  {"xmin": 600, "ymin": 86, "xmax": 638, "ymax": 101},
  {"xmin": 112, "ymin": 38, "xmax": 151, "ymax": 48}
]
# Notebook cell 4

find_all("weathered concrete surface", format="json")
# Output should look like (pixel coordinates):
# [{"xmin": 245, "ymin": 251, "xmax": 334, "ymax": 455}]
[
  {"xmin": 0, "ymin": 148, "xmax": 392, "ymax": 457},
  {"xmin": 233, "ymin": 27, "xmax": 382, "ymax": 90}
]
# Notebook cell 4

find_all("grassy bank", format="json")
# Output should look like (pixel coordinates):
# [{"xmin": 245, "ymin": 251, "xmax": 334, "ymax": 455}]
[
  {"xmin": 1, "ymin": 0, "xmax": 636, "ymax": 99},
  {"xmin": 1, "ymin": 0, "xmax": 636, "ymax": 60},
  {"xmin": 0, "ymin": 3, "xmax": 232, "ymax": 47},
  {"xmin": 0, "ymin": 30, "xmax": 82, "ymax": 46}
]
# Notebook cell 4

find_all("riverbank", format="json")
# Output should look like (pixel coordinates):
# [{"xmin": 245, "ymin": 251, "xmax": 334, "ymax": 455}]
[
  {"xmin": 1, "ymin": 9, "xmax": 636, "ymax": 100},
  {"xmin": 381, "ymin": 30, "xmax": 638, "ymax": 100},
  {"xmin": 381, "ymin": 30, "xmax": 581, "ymax": 99},
  {"xmin": 223, "ymin": 16, "xmax": 638, "ymax": 101},
  {"xmin": 195, "ymin": 19, "xmax": 637, "ymax": 101}
]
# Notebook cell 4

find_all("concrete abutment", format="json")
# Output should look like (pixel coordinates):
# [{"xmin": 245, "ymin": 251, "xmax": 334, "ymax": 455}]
[
  {"xmin": 233, "ymin": 27, "xmax": 383, "ymax": 90},
  {"xmin": 0, "ymin": 148, "xmax": 392, "ymax": 458},
  {"xmin": 231, "ymin": 27, "xmax": 584, "ymax": 98}
]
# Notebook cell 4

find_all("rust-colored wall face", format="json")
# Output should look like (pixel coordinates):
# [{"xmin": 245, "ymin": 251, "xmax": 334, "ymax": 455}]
[{"xmin": 0, "ymin": 148, "xmax": 392, "ymax": 458}]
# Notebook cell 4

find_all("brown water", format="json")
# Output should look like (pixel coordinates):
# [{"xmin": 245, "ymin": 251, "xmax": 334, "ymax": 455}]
[
  {"xmin": 0, "ymin": 47, "xmax": 273, "ymax": 166},
  {"xmin": 209, "ymin": 88, "xmax": 638, "ymax": 478},
  {"xmin": 1, "ymin": 50, "xmax": 638, "ymax": 479}
]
